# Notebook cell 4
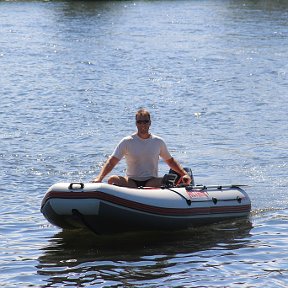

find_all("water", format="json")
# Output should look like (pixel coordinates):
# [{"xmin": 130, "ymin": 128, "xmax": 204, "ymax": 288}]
[{"xmin": 1, "ymin": 0, "xmax": 288, "ymax": 286}]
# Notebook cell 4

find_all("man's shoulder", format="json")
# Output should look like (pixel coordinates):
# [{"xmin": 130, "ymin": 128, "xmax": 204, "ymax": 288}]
[
  {"xmin": 151, "ymin": 134, "xmax": 166, "ymax": 143},
  {"xmin": 119, "ymin": 134, "xmax": 135, "ymax": 142}
]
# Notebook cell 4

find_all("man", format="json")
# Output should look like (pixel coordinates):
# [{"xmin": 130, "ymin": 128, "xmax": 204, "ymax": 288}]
[{"xmin": 91, "ymin": 108, "xmax": 191, "ymax": 187}]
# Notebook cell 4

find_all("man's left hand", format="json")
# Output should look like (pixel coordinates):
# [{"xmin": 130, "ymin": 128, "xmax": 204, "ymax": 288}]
[{"xmin": 182, "ymin": 175, "xmax": 191, "ymax": 186}]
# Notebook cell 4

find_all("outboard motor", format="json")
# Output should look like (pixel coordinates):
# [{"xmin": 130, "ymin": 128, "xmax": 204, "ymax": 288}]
[
  {"xmin": 169, "ymin": 167, "xmax": 195, "ymax": 186},
  {"xmin": 162, "ymin": 167, "xmax": 195, "ymax": 187}
]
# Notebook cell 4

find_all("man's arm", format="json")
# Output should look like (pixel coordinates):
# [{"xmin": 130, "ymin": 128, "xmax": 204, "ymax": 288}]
[{"xmin": 91, "ymin": 156, "xmax": 120, "ymax": 183}]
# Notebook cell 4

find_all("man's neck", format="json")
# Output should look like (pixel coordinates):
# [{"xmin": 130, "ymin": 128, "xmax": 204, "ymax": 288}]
[{"xmin": 137, "ymin": 132, "xmax": 151, "ymax": 139}]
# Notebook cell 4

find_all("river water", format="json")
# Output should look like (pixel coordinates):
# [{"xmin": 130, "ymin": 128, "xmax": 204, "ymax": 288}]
[{"xmin": 1, "ymin": 0, "xmax": 288, "ymax": 287}]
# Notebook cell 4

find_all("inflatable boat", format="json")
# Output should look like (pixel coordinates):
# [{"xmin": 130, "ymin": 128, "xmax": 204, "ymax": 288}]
[{"xmin": 41, "ymin": 176, "xmax": 251, "ymax": 234}]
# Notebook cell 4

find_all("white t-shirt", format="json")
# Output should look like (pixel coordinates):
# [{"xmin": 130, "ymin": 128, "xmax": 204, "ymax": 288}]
[{"xmin": 112, "ymin": 133, "xmax": 172, "ymax": 181}]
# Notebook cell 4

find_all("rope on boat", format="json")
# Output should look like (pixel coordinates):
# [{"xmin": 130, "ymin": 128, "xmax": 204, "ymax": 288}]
[{"xmin": 162, "ymin": 186, "xmax": 192, "ymax": 206}]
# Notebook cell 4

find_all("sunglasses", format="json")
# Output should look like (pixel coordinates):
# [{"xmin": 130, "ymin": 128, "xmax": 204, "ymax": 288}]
[{"xmin": 136, "ymin": 120, "xmax": 150, "ymax": 124}]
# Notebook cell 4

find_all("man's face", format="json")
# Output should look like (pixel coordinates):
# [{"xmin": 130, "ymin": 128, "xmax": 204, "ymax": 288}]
[{"xmin": 136, "ymin": 115, "xmax": 151, "ymax": 134}]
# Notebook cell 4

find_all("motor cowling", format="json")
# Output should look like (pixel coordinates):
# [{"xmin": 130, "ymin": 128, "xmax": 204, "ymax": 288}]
[{"xmin": 162, "ymin": 167, "xmax": 195, "ymax": 187}]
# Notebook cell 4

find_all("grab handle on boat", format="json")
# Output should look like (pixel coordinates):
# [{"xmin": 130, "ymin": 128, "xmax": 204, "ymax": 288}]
[{"xmin": 68, "ymin": 183, "xmax": 84, "ymax": 190}]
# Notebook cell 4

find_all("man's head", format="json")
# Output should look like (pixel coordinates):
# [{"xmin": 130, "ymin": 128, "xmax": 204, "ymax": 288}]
[
  {"xmin": 135, "ymin": 109, "xmax": 150, "ymax": 121},
  {"xmin": 135, "ymin": 109, "xmax": 151, "ymax": 135}
]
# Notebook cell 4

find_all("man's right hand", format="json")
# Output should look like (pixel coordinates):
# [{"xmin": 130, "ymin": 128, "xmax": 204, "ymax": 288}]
[{"xmin": 91, "ymin": 177, "xmax": 102, "ymax": 183}]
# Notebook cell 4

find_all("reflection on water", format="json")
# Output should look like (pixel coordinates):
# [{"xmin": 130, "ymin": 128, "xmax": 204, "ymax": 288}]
[
  {"xmin": 59, "ymin": 1, "xmax": 126, "ymax": 17},
  {"xmin": 37, "ymin": 219, "xmax": 252, "ymax": 287}
]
